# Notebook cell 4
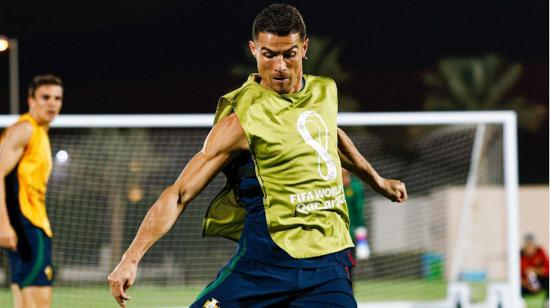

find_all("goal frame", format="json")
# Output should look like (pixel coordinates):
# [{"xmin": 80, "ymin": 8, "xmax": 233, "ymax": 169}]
[{"xmin": 0, "ymin": 111, "xmax": 520, "ymax": 307}]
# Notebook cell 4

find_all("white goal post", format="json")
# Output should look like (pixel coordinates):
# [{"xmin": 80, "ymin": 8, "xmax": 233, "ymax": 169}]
[{"xmin": 0, "ymin": 111, "xmax": 520, "ymax": 308}]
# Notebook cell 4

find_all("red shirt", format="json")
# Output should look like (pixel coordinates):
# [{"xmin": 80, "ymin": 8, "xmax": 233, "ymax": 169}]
[{"xmin": 521, "ymin": 247, "xmax": 549, "ymax": 278}]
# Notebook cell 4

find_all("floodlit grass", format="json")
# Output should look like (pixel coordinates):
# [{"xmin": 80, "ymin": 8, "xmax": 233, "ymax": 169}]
[
  {"xmin": 0, "ymin": 285, "xmax": 204, "ymax": 308},
  {"xmin": 354, "ymin": 279, "xmax": 448, "ymax": 301},
  {"xmin": 0, "ymin": 281, "xmax": 545, "ymax": 307},
  {"xmin": 354, "ymin": 279, "xmax": 546, "ymax": 307}
]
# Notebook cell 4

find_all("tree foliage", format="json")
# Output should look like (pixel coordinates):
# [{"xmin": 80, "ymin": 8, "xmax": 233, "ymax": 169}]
[{"xmin": 423, "ymin": 54, "xmax": 546, "ymax": 132}]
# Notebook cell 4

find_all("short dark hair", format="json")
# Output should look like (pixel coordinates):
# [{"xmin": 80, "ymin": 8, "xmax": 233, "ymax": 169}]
[
  {"xmin": 252, "ymin": 4, "xmax": 307, "ymax": 41},
  {"xmin": 28, "ymin": 74, "xmax": 63, "ymax": 98}
]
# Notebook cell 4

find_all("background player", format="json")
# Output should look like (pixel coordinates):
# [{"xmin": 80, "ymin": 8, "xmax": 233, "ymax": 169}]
[
  {"xmin": 343, "ymin": 168, "xmax": 370, "ymax": 284},
  {"xmin": 0, "ymin": 75, "xmax": 63, "ymax": 308},
  {"xmin": 109, "ymin": 4, "xmax": 406, "ymax": 307},
  {"xmin": 520, "ymin": 234, "xmax": 549, "ymax": 301}
]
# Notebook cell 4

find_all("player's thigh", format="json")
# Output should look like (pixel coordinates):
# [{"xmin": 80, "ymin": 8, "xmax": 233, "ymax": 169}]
[
  {"xmin": 191, "ymin": 264, "xmax": 294, "ymax": 307},
  {"xmin": 10, "ymin": 284, "xmax": 23, "ymax": 308},
  {"xmin": 19, "ymin": 228, "xmax": 54, "ymax": 288},
  {"xmin": 290, "ymin": 278, "xmax": 357, "ymax": 308},
  {"xmin": 22, "ymin": 286, "xmax": 52, "ymax": 308},
  {"xmin": 7, "ymin": 243, "xmax": 24, "ymax": 281}
]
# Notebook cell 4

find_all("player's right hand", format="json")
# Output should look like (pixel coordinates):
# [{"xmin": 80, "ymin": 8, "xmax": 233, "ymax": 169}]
[
  {"xmin": 0, "ymin": 224, "xmax": 18, "ymax": 250},
  {"xmin": 108, "ymin": 261, "xmax": 137, "ymax": 307},
  {"xmin": 377, "ymin": 178, "xmax": 407, "ymax": 203}
]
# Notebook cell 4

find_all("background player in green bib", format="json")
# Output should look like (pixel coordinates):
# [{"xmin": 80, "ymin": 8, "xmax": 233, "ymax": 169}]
[
  {"xmin": 109, "ymin": 4, "xmax": 407, "ymax": 307},
  {"xmin": 343, "ymin": 168, "xmax": 370, "ymax": 284}
]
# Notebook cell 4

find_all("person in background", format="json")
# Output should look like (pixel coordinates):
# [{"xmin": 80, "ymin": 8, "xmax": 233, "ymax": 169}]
[
  {"xmin": 0, "ymin": 74, "xmax": 63, "ymax": 308},
  {"xmin": 520, "ymin": 234, "xmax": 549, "ymax": 302},
  {"xmin": 343, "ymin": 168, "xmax": 370, "ymax": 283}
]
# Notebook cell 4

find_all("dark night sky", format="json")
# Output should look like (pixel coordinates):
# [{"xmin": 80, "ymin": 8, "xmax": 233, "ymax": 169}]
[{"xmin": 0, "ymin": 0, "xmax": 548, "ymax": 183}]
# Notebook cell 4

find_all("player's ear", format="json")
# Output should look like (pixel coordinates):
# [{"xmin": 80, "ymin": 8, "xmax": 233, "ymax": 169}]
[
  {"xmin": 302, "ymin": 37, "xmax": 309, "ymax": 60},
  {"xmin": 248, "ymin": 40, "xmax": 258, "ymax": 58},
  {"xmin": 27, "ymin": 96, "xmax": 35, "ymax": 109}
]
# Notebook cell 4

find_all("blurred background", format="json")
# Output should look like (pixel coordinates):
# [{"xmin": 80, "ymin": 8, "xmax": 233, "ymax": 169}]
[{"xmin": 0, "ymin": 0, "xmax": 547, "ymax": 183}]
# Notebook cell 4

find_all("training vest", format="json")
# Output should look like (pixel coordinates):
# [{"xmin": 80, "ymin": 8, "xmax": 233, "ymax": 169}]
[
  {"xmin": 203, "ymin": 74, "xmax": 354, "ymax": 258},
  {"xmin": 3, "ymin": 114, "xmax": 53, "ymax": 237}
]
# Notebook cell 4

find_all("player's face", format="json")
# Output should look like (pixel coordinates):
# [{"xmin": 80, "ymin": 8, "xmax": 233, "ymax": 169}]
[
  {"xmin": 249, "ymin": 32, "xmax": 309, "ymax": 94},
  {"xmin": 524, "ymin": 240, "xmax": 536, "ymax": 256},
  {"xmin": 28, "ymin": 85, "xmax": 63, "ymax": 125}
]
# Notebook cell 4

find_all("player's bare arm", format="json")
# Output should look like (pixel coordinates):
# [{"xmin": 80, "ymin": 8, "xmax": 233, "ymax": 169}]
[
  {"xmin": 108, "ymin": 113, "xmax": 248, "ymax": 307},
  {"xmin": 0, "ymin": 122, "xmax": 33, "ymax": 250},
  {"xmin": 337, "ymin": 127, "xmax": 407, "ymax": 203}
]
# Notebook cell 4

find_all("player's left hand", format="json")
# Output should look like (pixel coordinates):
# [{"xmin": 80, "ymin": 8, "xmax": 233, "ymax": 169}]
[
  {"xmin": 108, "ymin": 261, "xmax": 136, "ymax": 308},
  {"xmin": 0, "ymin": 224, "xmax": 18, "ymax": 250},
  {"xmin": 377, "ymin": 178, "xmax": 407, "ymax": 203}
]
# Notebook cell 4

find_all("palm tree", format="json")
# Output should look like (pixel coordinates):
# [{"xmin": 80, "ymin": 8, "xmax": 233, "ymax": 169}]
[{"xmin": 423, "ymin": 54, "xmax": 546, "ymax": 132}]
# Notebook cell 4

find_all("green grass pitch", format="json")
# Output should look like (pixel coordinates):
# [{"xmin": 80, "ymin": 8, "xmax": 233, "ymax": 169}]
[{"xmin": 0, "ymin": 280, "xmax": 545, "ymax": 307}]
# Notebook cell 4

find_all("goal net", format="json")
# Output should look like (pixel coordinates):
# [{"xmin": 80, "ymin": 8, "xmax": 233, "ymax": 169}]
[{"xmin": 0, "ymin": 112, "xmax": 520, "ymax": 308}]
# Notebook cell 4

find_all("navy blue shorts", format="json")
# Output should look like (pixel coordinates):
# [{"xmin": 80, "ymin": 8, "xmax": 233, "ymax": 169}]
[
  {"xmin": 191, "ymin": 257, "xmax": 356, "ymax": 308},
  {"xmin": 6, "ymin": 226, "xmax": 54, "ymax": 288}
]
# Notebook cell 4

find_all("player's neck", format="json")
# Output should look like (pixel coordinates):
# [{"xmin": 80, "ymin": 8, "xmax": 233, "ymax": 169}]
[
  {"xmin": 28, "ymin": 110, "xmax": 50, "ymax": 128},
  {"xmin": 256, "ymin": 74, "xmax": 305, "ymax": 94}
]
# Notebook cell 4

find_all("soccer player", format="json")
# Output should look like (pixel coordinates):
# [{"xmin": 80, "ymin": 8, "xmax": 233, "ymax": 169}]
[
  {"xmin": 108, "ymin": 4, "xmax": 407, "ymax": 307},
  {"xmin": 0, "ymin": 75, "xmax": 63, "ymax": 308},
  {"xmin": 343, "ymin": 168, "xmax": 370, "ymax": 284}
]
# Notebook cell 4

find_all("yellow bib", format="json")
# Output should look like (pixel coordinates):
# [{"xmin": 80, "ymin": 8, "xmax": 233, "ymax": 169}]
[
  {"xmin": 204, "ymin": 75, "xmax": 353, "ymax": 258},
  {"xmin": 15, "ymin": 114, "xmax": 53, "ymax": 237}
]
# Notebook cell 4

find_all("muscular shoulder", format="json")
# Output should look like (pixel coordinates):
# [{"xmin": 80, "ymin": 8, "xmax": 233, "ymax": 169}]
[
  {"xmin": 204, "ymin": 113, "xmax": 249, "ymax": 156},
  {"xmin": 0, "ymin": 122, "xmax": 32, "ymax": 175},
  {"xmin": 2, "ymin": 121, "xmax": 33, "ymax": 148},
  {"xmin": 216, "ymin": 113, "xmax": 241, "ymax": 133}
]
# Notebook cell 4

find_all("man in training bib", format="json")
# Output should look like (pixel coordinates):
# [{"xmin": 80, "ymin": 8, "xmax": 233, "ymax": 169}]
[
  {"xmin": 108, "ymin": 4, "xmax": 407, "ymax": 307},
  {"xmin": 0, "ymin": 75, "xmax": 63, "ymax": 308}
]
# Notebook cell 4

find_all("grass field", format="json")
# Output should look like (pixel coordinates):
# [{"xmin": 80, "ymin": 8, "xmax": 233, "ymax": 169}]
[{"xmin": 0, "ymin": 280, "xmax": 546, "ymax": 307}]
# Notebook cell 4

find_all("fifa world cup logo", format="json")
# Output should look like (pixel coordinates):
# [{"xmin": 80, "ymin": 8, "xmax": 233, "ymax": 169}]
[{"xmin": 297, "ymin": 111, "xmax": 337, "ymax": 181}]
